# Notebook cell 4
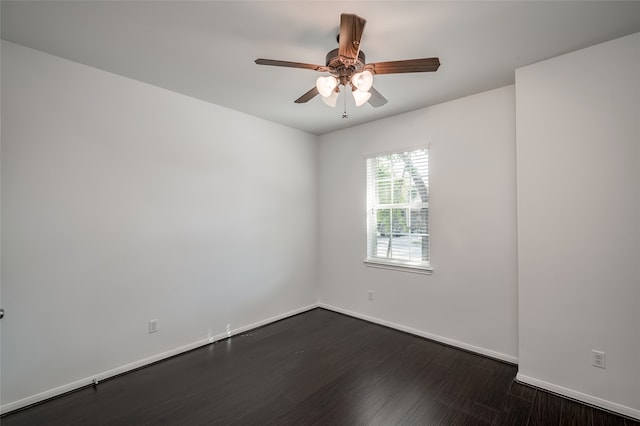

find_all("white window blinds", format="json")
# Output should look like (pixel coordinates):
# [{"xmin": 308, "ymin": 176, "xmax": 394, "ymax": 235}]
[{"xmin": 366, "ymin": 148, "xmax": 430, "ymax": 271}]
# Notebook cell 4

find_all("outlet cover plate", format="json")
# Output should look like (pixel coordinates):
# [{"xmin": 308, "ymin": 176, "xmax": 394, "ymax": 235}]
[{"xmin": 592, "ymin": 350, "xmax": 605, "ymax": 368}]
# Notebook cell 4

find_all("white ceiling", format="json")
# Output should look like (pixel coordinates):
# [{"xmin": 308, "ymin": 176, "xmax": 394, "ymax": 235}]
[{"xmin": 3, "ymin": 1, "xmax": 640, "ymax": 135}]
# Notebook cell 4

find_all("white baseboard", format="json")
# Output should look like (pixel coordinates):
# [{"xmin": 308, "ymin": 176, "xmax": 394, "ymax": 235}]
[
  {"xmin": 0, "ymin": 303, "xmax": 319, "ymax": 415},
  {"xmin": 323, "ymin": 304, "xmax": 640, "ymax": 420},
  {"xmin": 516, "ymin": 373, "xmax": 640, "ymax": 421},
  {"xmin": 224, "ymin": 303, "xmax": 319, "ymax": 339},
  {"xmin": 318, "ymin": 303, "xmax": 519, "ymax": 364},
  {"xmin": 13, "ymin": 304, "xmax": 636, "ymax": 421},
  {"xmin": 1, "ymin": 337, "xmax": 212, "ymax": 415}
]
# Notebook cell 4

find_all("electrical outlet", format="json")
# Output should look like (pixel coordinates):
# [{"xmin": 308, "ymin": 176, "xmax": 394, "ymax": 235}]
[
  {"xmin": 149, "ymin": 319, "xmax": 158, "ymax": 334},
  {"xmin": 592, "ymin": 350, "xmax": 605, "ymax": 368},
  {"xmin": 368, "ymin": 290, "xmax": 374, "ymax": 301}
]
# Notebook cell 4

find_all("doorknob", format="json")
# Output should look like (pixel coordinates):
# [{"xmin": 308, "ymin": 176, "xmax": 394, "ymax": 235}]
[{"xmin": 0, "ymin": 308, "xmax": 4, "ymax": 319}]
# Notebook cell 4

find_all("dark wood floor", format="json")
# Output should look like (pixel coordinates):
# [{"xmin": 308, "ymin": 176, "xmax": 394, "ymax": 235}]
[{"xmin": 3, "ymin": 308, "xmax": 638, "ymax": 425}]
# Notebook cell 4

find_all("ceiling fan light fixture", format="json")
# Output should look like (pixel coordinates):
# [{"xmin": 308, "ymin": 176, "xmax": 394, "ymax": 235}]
[
  {"xmin": 316, "ymin": 76, "xmax": 338, "ymax": 97},
  {"xmin": 256, "ymin": 13, "xmax": 438, "ymax": 112},
  {"xmin": 351, "ymin": 70, "xmax": 373, "ymax": 92},
  {"xmin": 321, "ymin": 89, "xmax": 339, "ymax": 107},
  {"xmin": 353, "ymin": 89, "xmax": 371, "ymax": 107}
]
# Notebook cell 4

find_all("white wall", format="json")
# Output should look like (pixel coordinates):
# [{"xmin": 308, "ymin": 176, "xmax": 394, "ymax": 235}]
[
  {"xmin": 317, "ymin": 86, "xmax": 518, "ymax": 362},
  {"xmin": 4, "ymin": 27, "xmax": 638, "ymax": 419},
  {"xmin": 516, "ymin": 32, "xmax": 640, "ymax": 418},
  {"xmin": 0, "ymin": 41, "xmax": 318, "ymax": 410}
]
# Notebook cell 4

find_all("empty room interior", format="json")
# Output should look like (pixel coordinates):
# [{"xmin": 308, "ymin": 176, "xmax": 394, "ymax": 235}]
[{"xmin": 1, "ymin": 1, "xmax": 639, "ymax": 424}]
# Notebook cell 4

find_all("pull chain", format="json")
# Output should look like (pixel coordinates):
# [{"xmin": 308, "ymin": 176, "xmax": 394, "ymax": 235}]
[{"xmin": 342, "ymin": 86, "xmax": 349, "ymax": 119}]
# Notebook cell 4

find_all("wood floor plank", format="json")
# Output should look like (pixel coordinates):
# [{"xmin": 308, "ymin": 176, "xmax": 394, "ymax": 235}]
[
  {"xmin": 591, "ymin": 408, "xmax": 627, "ymax": 426},
  {"xmin": 496, "ymin": 394, "xmax": 534, "ymax": 425},
  {"xmin": 508, "ymin": 379, "xmax": 537, "ymax": 402},
  {"xmin": 2, "ymin": 308, "xmax": 636, "ymax": 425},
  {"xmin": 560, "ymin": 397, "xmax": 593, "ymax": 426},
  {"xmin": 528, "ymin": 388, "xmax": 564, "ymax": 426}
]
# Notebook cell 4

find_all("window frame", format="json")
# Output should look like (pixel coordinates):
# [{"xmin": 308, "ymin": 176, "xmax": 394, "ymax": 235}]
[{"xmin": 364, "ymin": 146, "xmax": 433, "ymax": 274}]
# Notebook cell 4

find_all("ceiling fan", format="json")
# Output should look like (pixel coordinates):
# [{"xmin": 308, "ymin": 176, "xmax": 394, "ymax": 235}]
[{"xmin": 255, "ymin": 13, "xmax": 440, "ymax": 109}]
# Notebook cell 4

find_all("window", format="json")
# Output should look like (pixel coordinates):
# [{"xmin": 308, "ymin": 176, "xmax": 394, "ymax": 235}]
[{"xmin": 366, "ymin": 147, "xmax": 431, "ymax": 272}]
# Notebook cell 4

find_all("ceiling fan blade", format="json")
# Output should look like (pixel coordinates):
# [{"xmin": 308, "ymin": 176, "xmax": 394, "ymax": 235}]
[
  {"xmin": 338, "ymin": 13, "xmax": 366, "ymax": 64},
  {"xmin": 366, "ymin": 58, "xmax": 441, "ymax": 75},
  {"xmin": 368, "ymin": 87, "xmax": 388, "ymax": 108},
  {"xmin": 294, "ymin": 87, "xmax": 320, "ymax": 103},
  {"xmin": 255, "ymin": 59, "xmax": 329, "ymax": 72}
]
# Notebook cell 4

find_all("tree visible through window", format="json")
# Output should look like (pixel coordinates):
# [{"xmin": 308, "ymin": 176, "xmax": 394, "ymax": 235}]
[{"xmin": 366, "ymin": 148, "xmax": 430, "ymax": 270}]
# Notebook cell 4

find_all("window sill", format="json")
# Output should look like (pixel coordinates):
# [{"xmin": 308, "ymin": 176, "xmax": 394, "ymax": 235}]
[{"xmin": 363, "ymin": 259, "xmax": 433, "ymax": 275}]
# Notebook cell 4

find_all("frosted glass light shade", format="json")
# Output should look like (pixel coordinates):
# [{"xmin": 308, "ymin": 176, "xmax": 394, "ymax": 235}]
[
  {"xmin": 316, "ymin": 76, "xmax": 338, "ymax": 97},
  {"xmin": 352, "ymin": 70, "xmax": 373, "ymax": 92},
  {"xmin": 321, "ymin": 89, "xmax": 339, "ymax": 107},
  {"xmin": 353, "ymin": 90, "xmax": 371, "ymax": 107}
]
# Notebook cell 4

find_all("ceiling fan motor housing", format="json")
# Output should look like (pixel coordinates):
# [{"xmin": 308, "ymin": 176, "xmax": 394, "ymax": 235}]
[{"xmin": 326, "ymin": 48, "xmax": 366, "ymax": 84}]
